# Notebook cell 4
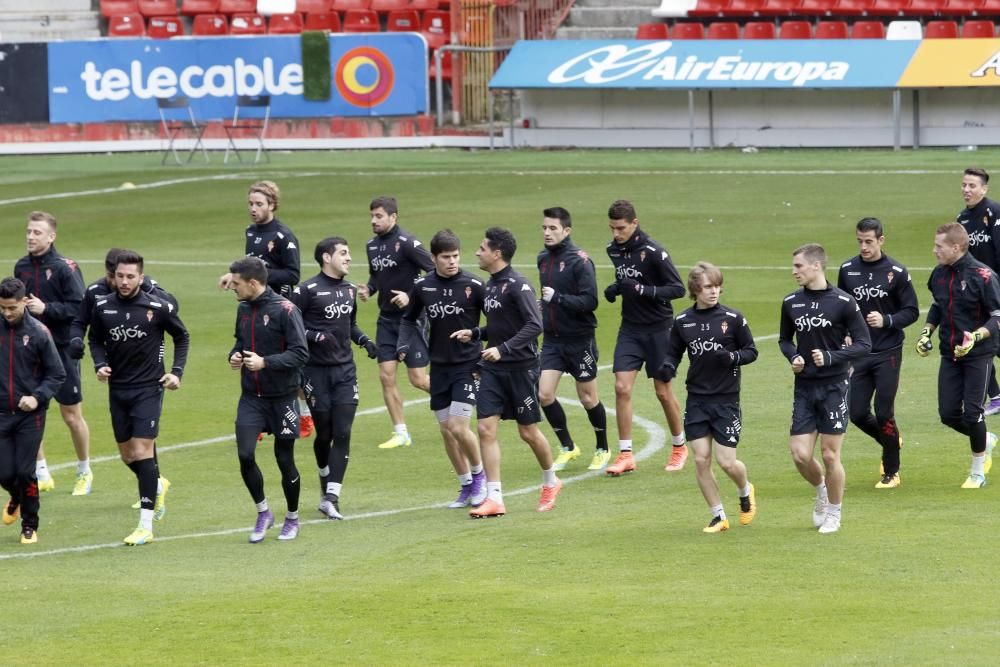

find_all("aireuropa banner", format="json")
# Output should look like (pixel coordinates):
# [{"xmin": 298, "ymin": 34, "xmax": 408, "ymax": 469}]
[
  {"xmin": 48, "ymin": 34, "xmax": 427, "ymax": 123},
  {"xmin": 490, "ymin": 39, "xmax": 1000, "ymax": 90}
]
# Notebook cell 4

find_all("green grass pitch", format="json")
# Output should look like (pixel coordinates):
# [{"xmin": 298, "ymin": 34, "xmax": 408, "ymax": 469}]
[{"xmin": 1, "ymin": 148, "xmax": 999, "ymax": 665}]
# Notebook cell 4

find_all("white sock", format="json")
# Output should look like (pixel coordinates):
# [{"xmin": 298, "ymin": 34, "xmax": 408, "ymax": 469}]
[
  {"xmin": 740, "ymin": 483, "xmax": 751, "ymax": 497},
  {"xmin": 458, "ymin": 472, "xmax": 473, "ymax": 486},
  {"xmin": 298, "ymin": 397, "xmax": 311, "ymax": 416},
  {"xmin": 972, "ymin": 454, "xmax": 986, "ymax": 476},
  {"xmin": 619, "ymin": 439, "xmax": 633, "ymax": 452},
  {"xmin": 318, "ymin": 465, "xmax": 330, "ymax": 477},
  {"xmin": 487, "ymin": 481, "xmax": 503, "ymax": 502},
  {"xmin": 542, "ymin": 467, "xmax": 557, "ymax": 487},
  {"xmin": 256, "ymin": 500, "xmax": 269, "ymax": 513},
  {"xmin": 77, "ymin": 460, "xmax": 91, "ymax": 475},
  {"xmin": 36, "ymin": 459, "xmax": 50, "ymax": 479},
  {"xmin": 393, "ymin": 424, "xmax": 408, "ymax": 437},
  {"xmin": 327, "ymin": 482, "xmax": 343, "ymax": 497},
  {"xmin": 286, "ymin": 511, "xmax": 299, "ymax": 520},
  {"xmin": 139, "ymin": 509, "xmax": 154, "ymax": 531},
  {"xmin": 815, "ymin": 481, "xmax": 828, "ymax": 500},
  {"xmin": 672, "ymin": 433, "xmax": 686, "ymax": 446},
  {"xmin": 711, "ymin": 504, "xmax": 726, "ymax": 521},
  {"xmin": 827, "ymin": 502, "xmax": 842, "ymax": 517},
  {"xmin": 470, "ymin": 463, "xmax": 484, "ymax": 475}
]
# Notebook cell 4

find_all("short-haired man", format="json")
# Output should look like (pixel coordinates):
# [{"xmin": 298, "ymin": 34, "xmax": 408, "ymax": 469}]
[
  {"xmin": 454, "ymin": 227, "xmax": 562, "ymax": 517},
  {"xmin": 604, "ymin": 200, "xmax": 687, "ymax": 476},
  {"xmin": 88, "ymin": 251, "xmax": 189, "ymax": 545},
  {"xmin": 659, "ymin": 263, "xmax": 758, "ymax": 533},
  {"xmin": 229, "ymin": 257, "xmax": 309, "ymax": 542},
  {"xmin": 358, "ymin": 196, "xmax": 434, "ymax": 450},
  {"xmin": 399, "ymin": 229, "xmax": 487, "ymax": 508},
  {"xmin": 837, "ymin": 218, "xmax": 919, "ymax": 489},
  {"xmin": 292, "ymin": 238, "xmax": 377, "ymax": 521},
  {"xmin": 0, "ymin": 277, "xmax": 66, "ymax": 544},
  {"xmin": 537, "ymin": 207, "xmax": 610, "ymax": 472},
  {"xmin": 14, "ymin": 211, "xmax": 89, "ymax": 495},
  {"xmin": 956, "ymin": 168, "xmax": 1000, "ymax": 415},
  {"xmin": 915, "ymin": 223, "xmax": 1000, "ymax": 489},
  {"xmin": 780, "ymin": 243, "xmax": 870, "ymax": 534}
]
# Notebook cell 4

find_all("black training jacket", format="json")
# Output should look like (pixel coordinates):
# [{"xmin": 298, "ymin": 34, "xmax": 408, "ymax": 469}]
[
  {"xmin": 230, "ymin": 287, "xmax": 308, "ymax": 397},
  {"xmin": 14, "ymin": 245, "xmax": 85, "ymax": 344},
  {"xmin": 926, "ymin": 252, "xmax": 1000, "ymax": 359},
  {"xmin": 606, "ymin": 227, "xmax": 684, "ymax": 328},
  {"xmin": 537, "ymin": 238, "xmax": 598, "ymax": 339},
  {"xmin": 0, "ymin": 314, "xmax": 65, "ymax": 413},
  {"xmin": 837, "ymin": 253, "xmax": 919, "ymax": 354}
]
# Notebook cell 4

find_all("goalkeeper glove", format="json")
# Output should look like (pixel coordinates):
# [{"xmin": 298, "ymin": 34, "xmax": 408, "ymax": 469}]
[
  {"xmin": 954, "ymin": 329, "xmax": 985, "ymax": 359},
  {"xmin": 359, "ymin": 336, "xmax": 378, "ymax": 359},
  {"xmin": 655, "ymin": 362, "xmax": 677, "ymax": 383},
  {"xmin": 915, "ymin": 326, "xmax": 933, "ymax": 357},
  {"xmin": 68, "ymin": 337, "xmax": 85, "ymax": 360}
]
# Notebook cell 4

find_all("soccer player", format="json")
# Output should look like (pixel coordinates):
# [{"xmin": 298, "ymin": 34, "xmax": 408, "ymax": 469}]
[
  {"xmin": 956, "ymin": 167, "xmax": 1000, "ymax": 415},
  {"xmin": 837, "ymin": 218, "xmax": 919, "ymax": 488},
  {"xmin": 292, "ymin": 238, "xmax": 378, "ymax": 521},
  {"xmin": 398, "ymin": 229, "xmax": 487, "ymax": 508},
  {"xmin": 779, "ymin": 244, "xmax": 870, "ymax": 534},
  {"xmin": 0, "ymin": 277, "xmax": 66, "ymax": 544},
  {"xmin": 357, "ymin": 196, "xmax": 433, "ymax": 450},
  {"xmin": 658, "ymin": 263, "xmax": 758, "ymax": 533},
  {"xmin": 14, "ymin": 211, "xmax": 89, "ymax": 495},
  {"xmin": 453, "ymin": 227, "xmax": 562, "ymax": 517},
  {"xmin": 915, "ymin": 223, "xmax": 1000, "ymax": 489},
  {"xmin": 603, "ymin": 200, "xmax": 687, "ymax": 476},
  {"xmin": 88, "ymin": 251, "xmax": 190, "ymax": 546},
  {"xmin": 537, "ymin": 207, "xmax": 610, "ymax": 471},
  {"xmin": 217, "ymin": 181, "xmax": 312, "ymax": 438},
  {"xmin": 228, "ymin": 257, "xmax": 309, "ymax": 542}
]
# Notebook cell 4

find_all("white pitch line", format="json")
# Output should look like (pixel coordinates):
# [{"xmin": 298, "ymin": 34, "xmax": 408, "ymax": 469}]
[{"xmin": 0, "ymin": 397, "xmax": 664, "ymax": 561}]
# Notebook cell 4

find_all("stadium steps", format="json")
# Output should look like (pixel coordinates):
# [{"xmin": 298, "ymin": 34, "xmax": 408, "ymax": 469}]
[
  {"xmin": 0, "ymin": 0, "xmax": 100, "ymax": 42},
  {"xmin": 557, "ymin": 0, "xmax": 663, "ymax": 38}
]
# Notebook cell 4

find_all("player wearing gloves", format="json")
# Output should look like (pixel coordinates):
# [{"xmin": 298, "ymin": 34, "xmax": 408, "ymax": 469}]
[
  {"xmin": 917, "ymin": 223, "xmax": 1000, "ymax": 489},
  {"xmin": 657, "ymin": 263, "xmax": 758, "ymax": 533}
]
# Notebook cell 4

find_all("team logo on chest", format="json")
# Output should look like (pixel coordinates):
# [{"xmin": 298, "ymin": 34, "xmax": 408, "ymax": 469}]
[
  {"xmin": 395, "ymin": 241, "xmax": 401, "ymax": 253},
  {"xmin": 267, "ymin": 240, "xmax": 275, "ymax": 253},
  {"xmin": 147, "ymin": 309, "xmax": 154, "ymax": 322},
  {"xmin": 22, "ymin": 335, "xmax": 29, "ymax": 347},
  {"xmin": 263, "ymin": 314, "xmax": 270, "ymax": 327},
  {"xmin": 45, "ymin": 269, "xmax": 52, "ymax": 281},
  {"xmin": 501, "ymin": 283, "xmax": 507, "ymax": 293},
  {"xmin": 465, "ymin": 286, "xmax": 472, "ymax": 301},
  {"xmin": 640, "ymin": 250, "xmax": 646, "ymax": 263},
  {"xmin": 887, "ymin": 272, "xmax": 894, "ymax": 283},
  {"xmin": 559, "ymin": 261, "xmax": 565, "ymax": 272},
  {"xmin": 720, "ymin": 321, "xmax": 728, "ymax": 335}
]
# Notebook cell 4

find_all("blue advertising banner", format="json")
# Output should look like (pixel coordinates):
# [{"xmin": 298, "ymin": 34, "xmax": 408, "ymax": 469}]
[
  {"xmin": 490, "ymin": 40, "xmax": 922, "ymax": 90},
  {"xmin": 48, "ymin": 34, "xmax": 427, "ymax": 123}
]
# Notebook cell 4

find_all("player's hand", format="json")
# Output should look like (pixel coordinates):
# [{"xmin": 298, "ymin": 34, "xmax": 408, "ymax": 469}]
[
  {"xmin": 397, "ymin": 345, "xmax": 409, "ymax": 362},
  {"xmin": 229, "ymin": 351, "xmax": 243, "ymax": 370},
  {"xmin": 96, "ymin": 366, "xmax": 112, "ymax": 382},
  {"xmin": 18, "ymin": 396, "xmax": 38, "ymax": 412},
  {"xmin": 811, "ymin": 349, "xmax": 826, "ymax": 367},
  {"xmin": 357, "ymin": 284, "xmax": 370, "ymax": 302},
  {"xmin": 481, "ymin": 347, "xmax": 501, "ymax": 362},
  {"xmin": 710, "ymin": 349, "xmax": 737, "ymax": 366},
  {"xmin": 915, "ymin": 326, "xmax": 933, "ymax": 357},
  {"xmin": 25, "ymin": 294, "xmax": 45, "ymax": 315},
  {"xmin": 954, "ymin": 330, "xmax": 985, "ymax": 358},
  {"xmin": 218, "ymin": 273, "xmax": 234, "ymax": 290},
  {"xmin": 620, "ymin": 278, "xmax": 639, "ymax": 293},
  {"xmin": 359, "ymin": 336, "xmax": 378, "ymax": 359},
  {"xmin": 390, "ymin": 290, "xmax": 409, "ymax": 309},
  {"xmin": 790, "ymin": 355, "xmax": 805, "ymax": 374},
  {"xmin": 451, "ymin": 329, "xmax": 473, "ymax": 343},
  {"xmin": 68, "ymin": 337, "xmax": 85, "ymax": 360},
  {"xmin": 866, "ymin": 311, "xmax": 884, "ymax": 328},
  {"xmin": 603, "ymin": 283, "xmax": 619, "ymax": 303},
  {"xmin": 541, "ymin": 286, "xmax": 555, "ymax": 303},
  {"xmin": 655, "ymin": 362, "xmax": 676, "ymax": 383},
  {"xmin": 242, "ymin": 350, "xmax": 266, "ymax": 371},
  {"xmin": 160, "ymin": 373, "xmax": 181, "ymax": 390}
]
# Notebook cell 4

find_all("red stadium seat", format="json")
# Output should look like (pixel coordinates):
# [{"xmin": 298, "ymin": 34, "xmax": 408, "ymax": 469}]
[
  {"xmin": 331, "ymin": 0, "xmax": 372, "ymax": 9},
  {"xmin": 722, "ymin": 0, "xmax": 765, "ymax": 15},
  {"xmin": 867, "ymin": 0, "xmax": 910, "ymax": 16},
  {"xmin": 779, "ymin": 19, "xmax": 813, "ymax": 36},
  {"xmin": 941, "ymin": 0, "xmax": 982, "ymax": 12},
  {"xmin": 219, "ymin": 0, "xmax": 256, "ymax": 13},
  {"xmin": 181, "ymin": 0, "xmax": 221, "ymax": 14},
  {"xmin": 814, "ymin": 19, "xmax": 849, "ymax": 36},
  {"xmin": 831, "ymin": 0, "xmax": 873, "ymax": 13},
  {"xmin": 409, "ymin": 0, "xmax": 440, "ymax": 9},
  {"xmin": 743, "ymin": 20, "xmax": 776, "ymax": 37},
  {"xmin": 671, "ymin": 22, "xmax": 706, "ymax": 38},
  {"xmin": 296, "ymin": 0, "xmax": 332, "ymax": 11},
  {"xmin": 962, "ymin": 19, "xmax": 995, "ymax": 36},
  {"xmin": 148, "ymin": 15, "xmax": 185, "ymax": 37},
  {"xmin": 979, "ymin": 0, "xmax": 1000, "ymax": 12},
  {"xmin": 422, "ymin": 9, "xmax": 450, "ymax": 49},
  {"xmin": 707, "ymin": 20, "xmax": 740, "ymax": 36},
  {"xmin": 230, "ymin": 12, "xmax": 267, "ymax": 32},
  {"xmin": 343, "ymin": 8, "xmax": 379, "ymax": 31},
  {"xmin": 304, "ymin": 11, "xmax": 342, "ymax": 29},
  {"xmin": 851, "ymin": 19, "xmax": 886, "ymax": 36},
  {"xmin": 192, "ymin": 13, "xmax": 230, "ymax": 33},
  {"xmin": 797, "ymin": 0, "xmax": 836, "ymax": 14},
  {"xmin": 923, "ymin": 18, "xmax": 959, "ymax": 35},
  {"xmin": 387, "ymin": 9, "xmax": 420, "ymax": 30},
  {"xmin": 108, "ymin": 13, "xmax": 146, "ymax": 35},
  {"xmin": 371, "ymin": 0, "xmax": 409, "ymax": 11},
  {"xmin": 758, "ymin": 0, "xmax": 802, "ymax": 14},
  {"xmin": 138, "ymin": 0, "xmax": 177, "ymax": 16},
  {"xmin": 906, "ymin": 0, "xmax": 945, "ymax": 14},
  {"xmin": 269, "ymin": 12, "xmax": 304, "ymax": 32},
  {"xmin": 636, "ymin": 22, "xmax": 669, "ymax": 38},
  {"xmin": 102, "ymin": 0, "xmax": 138, "ymax": 16},
  {"xmin": 688, "ymin": 0, "xmax": 731, "ymax": 16}
]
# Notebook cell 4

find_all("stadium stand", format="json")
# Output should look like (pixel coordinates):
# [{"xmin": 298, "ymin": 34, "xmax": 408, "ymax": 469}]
[
  {"xmin": 387, "ymin": 9, "xmax": 422, "ymax": 31},
  {"xmin": 852, "ymin": 19, "xmax": 887, "ymax": 35},
  {"xmin": 108, "ymin": 12, "xmax": 146, "ymax": 36},
  {"xmin": 256, "ymin": 0, "xmax": 297, "ymax": 14},
  {"xmin": 743, "ymin": 19, "xmax": 777, "ymax": 35},
  {"xmin": 137, "ymin": 0, "xmax": 178, "ymax": 16},
  {"xmin": 297, "ymin": 0, "xmax": 333, "ymax": 12},
  {"xmin": 924, "ymin": 18, "xmax": 960, "ymax": 34},
  {"xmin": 268, "ymin": 12, "xmax": 305, "ymax": 32},
  {"xmin": 372, "ymin": 0, "xmax": 412, "ymax": 13},
  {"xmin": 229, "ymin": 12, "xmax": 267, "ymax": 33},
  {"xmin": 304, "ymin": 11, "xmax": 343, "ymax": 29},
  {"xmin": 219, "ymin": 0, "xmax": 256, "ymax": 14},
  {"xmin": 192, "ymin": 13, "xmax": 230, "ymax": 33},
  {"xmin": 672, "ymin": 20, "xmax": 707, "ymax": 36},
  {"xmin": 148, "ymin": 14, "xmax": 185, "ymax": 37},
  {"xmin": 181, "ymin": 0, "xmax": 221, "ymax": 14},
  {"xmin": 962, "ymin": 18, "xmax": 996, "ymax": 35},
  {"xmin": 707, "ymin": 19, "xmax": 740, "ymax": 35},
  {"xmin": 779, "ymin": 19, "xmax": 813, "ymax": 35},
  {"xmin": 885, "ymin": 19, "xmax": 923, "ymax": 37},
  {"xmin": 332, "ymin": 0, "xmax": 373, "ymax": 10},
  {"xmin": 636, "ymin": 21, "xmax": 670, "ymax": 36},
  {"xmin": 101, "ymin": 0, "xmax": 139, "ymax": 16},
  {"xmin": 343, "ymin": 8, "xmax": 380, "ymax": 31},
  {"xmin": 815, "ymin": 19, "xmax": 849, "ymax": 35}
]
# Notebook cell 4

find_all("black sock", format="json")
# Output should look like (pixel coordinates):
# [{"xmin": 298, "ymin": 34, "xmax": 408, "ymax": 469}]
[
  {"xmin": 274, "ymin": 438, "xmax": 300, "ymax": 514},
  {"xmin": 542, "ymin": 400, "xmax": 574, "ymax": 449},
  {"xmin": 128, "ymin": 459, "xmax": 158, "ymax": 511},
  {"xmin": 585, "ymin": 402, "xmax": 609, "ymax": 451}
]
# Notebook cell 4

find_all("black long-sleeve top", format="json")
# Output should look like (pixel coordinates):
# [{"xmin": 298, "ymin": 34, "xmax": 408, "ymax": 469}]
[
  {"xmin": 537, "ymin": 238, "xmax": 598, "ymax": 338},
  {"xmin": 473, "ymin": 265, "xmax": 542, "ymax": 370},
  {"xmin": 926, "ymin": 252, "xmax": 1000, "ymax": 359},
  {"xmin": 956, "ymin": 196, "xmax": 1000, "ymax": 271},
  {"xmin": 244, "ymin": 218, "xmax": 301, "ymax": 296},
  {"xmin": 291, "ymin": 272, "xmax": 368, "ymax": 367},
  {"xmin": 364, "ymin": 224, "xmax": 434, "ymax": 318},
  {"xmin": 88, "ymin": 289, "xmax": 190, "ymax": 389},
  {"xmin": 606, "ymin": 226, "xmax": 685, "ymax": 329},
  {"xmin": 401, "ymin": 269, "xmax": 484, "ymax": 366},
  {"xmin": 0, "ymin": 314, "xmax": 65, "ymax": 413},
  {"xmin": 837, "ymin": 253, "xmax": 920, "ymax": 354},
  {"xmin": 779, "ymin": 282, "xmax": 871, "ymax": 383},
  {"xmin": 14, "ymin": 245, "xmax": 85, "ymax": 345},
  {"xmin": 71, "ymin": 276, "xmax": 176, "ymax": 343},
  {"xmin": 230, "ymin": 287, "xmax": 308, "ymax": 398}
]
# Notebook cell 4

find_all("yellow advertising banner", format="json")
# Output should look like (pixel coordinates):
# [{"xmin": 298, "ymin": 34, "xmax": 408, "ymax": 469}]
[{"xmin": 898, "ymin": 39, "xmax": 1000, "ymax": 87}]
